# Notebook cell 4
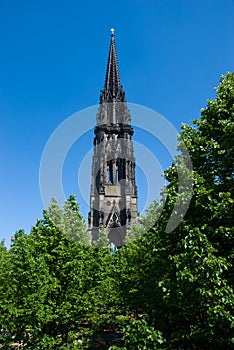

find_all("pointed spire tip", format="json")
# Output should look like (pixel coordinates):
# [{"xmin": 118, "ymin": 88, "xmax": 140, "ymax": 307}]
[{"xmin": 110, "ymin": 28, "xmax": 115, "ymax": 36}]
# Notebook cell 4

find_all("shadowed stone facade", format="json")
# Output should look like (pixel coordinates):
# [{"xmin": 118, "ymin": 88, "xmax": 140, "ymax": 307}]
[{"xmin": 88, "ymin": 30, "xmax": 138, "ymax": 247}]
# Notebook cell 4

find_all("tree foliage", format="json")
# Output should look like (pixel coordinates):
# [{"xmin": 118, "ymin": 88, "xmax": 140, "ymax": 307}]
[
  {"xmin": 125, "ymin": 199, "xmax": 161, "ymax": 244},
  {"xmin": 39, "ymin": 195, "xmax": 89, "ymax": 245},
  {"xmin": 93, "ymin": 225, "xmax": 109, "ymax": 248},
  {"xmin": 118, "ymin": 72, "xmax": 234, "ymax": 348},
  {"xmin": 0, "ymin": 73, "xmax": 233, "ymax": 349},
  {"xmin": 0, "ymin": 225, "xmax": 96, "ymax": 348}
]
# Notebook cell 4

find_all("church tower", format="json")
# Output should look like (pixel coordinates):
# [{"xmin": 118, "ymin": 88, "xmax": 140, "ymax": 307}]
[{"xmin": 88, "ymin": 29, "xmax": 138, "ymax": 247}]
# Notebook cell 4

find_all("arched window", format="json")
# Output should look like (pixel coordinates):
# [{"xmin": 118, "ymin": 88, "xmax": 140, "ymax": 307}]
[
  {"xmin": 107, "ymin": 161, "xmax": 113, "ymax": 183},
  {"xmin": 116, "ymin": 164, "xmax": 119, "ymax": 183}
]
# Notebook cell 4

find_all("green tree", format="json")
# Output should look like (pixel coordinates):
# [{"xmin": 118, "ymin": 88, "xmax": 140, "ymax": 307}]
[
  {"xmin": 123, "ymin": 318, "xmax": 165, "ymax": 350},
  {"xmin": 1, "ymin": 74, "xmax": 233, "ymax": 349},
  {"xmin": 0, "ymin": 242, "xmax": 14, "ymax": 340},
  {"xmin": 39, "ymin": 195, "xmax": 89, "ymax": 245},
  {"xmin": 63, "ymin": 195, "xmax": 89, "ymax": 245},
  {"xmin": 117, "ymin": 72, "xmax": 234, "ymax": 348},
  {"xmin": 0, "ymin": 198, "xmax": 125, "ymax": 348},
  {"xmin": 125, "ymin": 199, "xmax": 161, "ymax": 244},
  {"xmin": 93, "ymin": 225, "xmax": 109, "ymax": 248},
  {"xmin": 177, "ymin": 72, "xmax": 234, "ymax": 262},
  {"xmin": 41, "ymin": 197, "xmax": 64, "ymax": 231},
  {"xmin": 0, "ymin": 212, "xmax": 104, "ymax": 348}
]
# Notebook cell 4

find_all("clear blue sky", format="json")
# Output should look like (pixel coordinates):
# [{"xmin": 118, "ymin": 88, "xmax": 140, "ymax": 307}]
[{"xmin": 0, "ymin": 0, "xmax": 233, "ymax": 246}]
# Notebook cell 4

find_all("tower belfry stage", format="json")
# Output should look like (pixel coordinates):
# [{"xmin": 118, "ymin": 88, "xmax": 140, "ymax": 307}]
[{"xmin": 88, "ymin": 30, "xmax": 138, "ymax": 247}]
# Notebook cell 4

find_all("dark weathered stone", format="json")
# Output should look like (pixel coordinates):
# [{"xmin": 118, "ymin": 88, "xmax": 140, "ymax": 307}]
[{"xmin": 89, "ymin": 31, "xmax": 138, "ymax": 247}]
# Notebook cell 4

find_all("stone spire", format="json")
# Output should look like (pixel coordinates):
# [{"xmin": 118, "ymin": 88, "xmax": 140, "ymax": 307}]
[
  {"xmin": 89, "ymin": 30, "xmax": 138, "ymax": 247},
  {"xmin": 100, "ymin": 28, "xmax": 126, "ymax": 104}
]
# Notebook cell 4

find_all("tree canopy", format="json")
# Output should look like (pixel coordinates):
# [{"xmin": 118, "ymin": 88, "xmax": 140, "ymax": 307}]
[{"xmin": 0, "ymin": 72, "xmax": 233, "ymax": 349}]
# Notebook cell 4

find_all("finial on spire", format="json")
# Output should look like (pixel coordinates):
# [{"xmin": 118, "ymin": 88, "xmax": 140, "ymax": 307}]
[{"xmin": 101, "ymin": 27, "xmax": 126, "ymax": 103}]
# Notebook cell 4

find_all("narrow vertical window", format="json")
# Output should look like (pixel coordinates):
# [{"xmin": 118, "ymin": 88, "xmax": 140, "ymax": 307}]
[
  {"xmin": 107, "ymin": 161, "xmax": 113, "ymax": 183},
  {"xmin": 116, "ymin": 164, "xmax": 119, "ymax": 183},
  {"xmin": 107, "ymin": 166, "xmax": 111, "ymax": 182}
]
